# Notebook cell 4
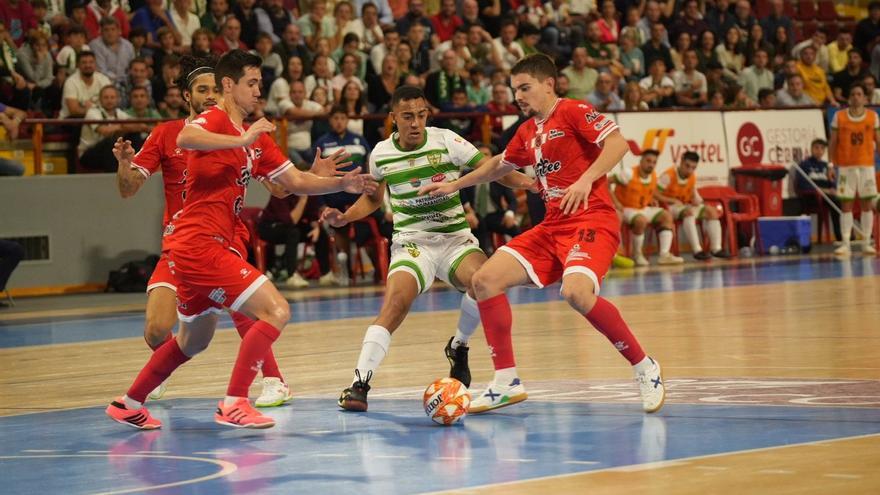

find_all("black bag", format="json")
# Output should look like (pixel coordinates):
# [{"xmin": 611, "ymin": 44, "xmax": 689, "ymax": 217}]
[{"xmin": 106, "ymin": 255, "xmax": 160, "ymax": 293}]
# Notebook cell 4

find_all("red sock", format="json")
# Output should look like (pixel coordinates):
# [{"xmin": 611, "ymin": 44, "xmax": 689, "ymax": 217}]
[
  {"xmin": 584, "ymin": 297, "xmax": 646, "ymax": 365},
  {"xmin": 478, "ymin": 294, "xmax": 516, "ymax": 370},
  {"xmin": 230, "ymin": 312, "xmax": 283, "ymax": 381},
  {"xmin": 227, "ymin": 320, "xmax": 281, "ymax": 397},
  {"xmin": 127, "ymin": 338, "xmax": 190, "ymax": 403},
  {"xmin": 146, "ymin": 332, "xmax": 172, "ymax": 351}
]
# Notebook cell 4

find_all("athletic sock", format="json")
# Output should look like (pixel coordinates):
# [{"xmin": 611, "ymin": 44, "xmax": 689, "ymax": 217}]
[
  {"xmin": 841, "ymin": 212, "xmax": 854, "ymax": 246},
  {"xmin": 658, "ymin": 229, "xmax": 673, "ymax": 255},
  {"xmin": 226, "ymin": 320, "xmax": 281, "ymax": 398},
  {"xmin": 146, "ymin": 332, "xmax": 172, "ymax": 351},
  {"xmin": 682, "ymin": 215, "xmax": 701, "ymax": 253},
  {"xmin": 231, "ymin": 312, "xmax": 283, "ymax": 381},
  {"xmin": 126, "ymin": 337, "xmax": 191, "ymax": 403},
  {"xmin": 861, "ymin": 210, "xmax": 874, "ymax": 243},
  {"xmin": 453, "ymin": 293, "xmax": 480, "ymax": 349},
  {"xmin": 706, "ymin": 219, "xmax": 723, "ymax": 252},
  {"xmin": 477, "ymin": 293, "xmax": 516, "ymax": 370},
  {"xmin": 354, "ymin": 325, "xmax": 391, "ymax": 383},
  {"xmin": 632, "ymin": 233, "xmax": 645, "ymax": 257},
  {"xmin": 584, "ymin": 297, "xmax": 646, "ymax": 365}
]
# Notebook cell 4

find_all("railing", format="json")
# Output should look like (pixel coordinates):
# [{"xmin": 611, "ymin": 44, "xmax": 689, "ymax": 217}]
[{"xmin": 21, "ymin": 111, "xmax": 520, "ymax": 174}]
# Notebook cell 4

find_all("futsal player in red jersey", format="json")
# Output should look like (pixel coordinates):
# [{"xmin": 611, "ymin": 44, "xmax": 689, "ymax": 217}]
[
  {"xmin": 106, "ymin": 50, "xmax": 376, "ymax": 429},
  {"xmin": 420, "ymin": 54, "xmax": 666, "ymax": 414}
]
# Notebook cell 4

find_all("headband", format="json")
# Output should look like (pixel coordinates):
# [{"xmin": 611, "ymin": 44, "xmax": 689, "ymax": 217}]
[{"xmin": 186, "ymin": 66, "xmax": 214, "ymax": 88}]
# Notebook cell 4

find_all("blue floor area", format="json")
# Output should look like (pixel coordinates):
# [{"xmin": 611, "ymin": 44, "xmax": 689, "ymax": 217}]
[
  {"xmin": 1, "ymin": 257, "xmax": 878, "ymax": 349},
  {"xmin": 1, "ymin": 398, "xmax": 879, "ymax": 494}
]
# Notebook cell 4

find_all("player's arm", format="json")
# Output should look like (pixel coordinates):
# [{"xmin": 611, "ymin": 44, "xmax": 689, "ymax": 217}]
[
  {"xmin": 560, "ymin": 129, "xmax": 629, "ymax": 214},
  {"xmin": 274, "ymin": 166, "xmax": 377, "ymax": 197},
  {"xmin": 113, "ymin": 138, "xmax": 147, "ymax": 198},
  {"xmin": 321, "ymin": 182, "xmax": 386, "ymax": 227},
  {"xmin": 470, "ymin": 152, "xmax": 535, "ymax": 190},
  {"xmin": 261, "ymin": 179, "xmax": 290, "ymax": 198},
  {"xmin": 177, "ymin": 117, "xmax": 277, "ymax": 150},
  {"xmin": 419, "ymin": 154, "xmax": 516, "ymax": 196}
]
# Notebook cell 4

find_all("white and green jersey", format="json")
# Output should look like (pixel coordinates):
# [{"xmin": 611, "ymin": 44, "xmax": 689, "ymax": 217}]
[{"xmin": 369, "ymin": 127, "xmax": 484, "ymax": 238}]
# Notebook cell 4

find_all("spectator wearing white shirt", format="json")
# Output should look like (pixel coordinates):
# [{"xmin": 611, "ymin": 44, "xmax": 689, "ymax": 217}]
[
  {"xmin": 79, "ymin": 85, "xmax": 149, "ymax": 171},
  {"xmin": 370, "ymin": 27, "xmax": 399, "ymax": 75},
  {"xmin": 169, "ymin": 0, "xmax": 201, "ymax": 47},
  {"xmin": 492, "ymin": 21, "xmax": 524, "ymax": 72},
  {"xmin": 673, "ymin": 49, "xmax": 708, "ymax": 107},
  {"xmin": 279, "ymin": 80, "xmax": 325, "ymax": 165},
  {"xmin": 331, "ymin": 53, "xmax": 366, "ymax": 102},
  {"xmin": 60, "ymin": 52, "xmax": 112, "ymax": 118},
  {"xmin": 639, "ymin": 58, "xmax": 676, "ymax": 108},
  {"xmin": 347, "ymin": 2, "xmax": 384, "ymax": 52}
]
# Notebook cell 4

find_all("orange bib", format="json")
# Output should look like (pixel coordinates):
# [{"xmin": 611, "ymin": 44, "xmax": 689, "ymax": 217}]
[
  {"xmin": 834, "ymin": 109, "xmax": 877, "ymax": 167},
  {"xmin": 615, "ymin": 165, "xmax": 657, "ymax": 209}
]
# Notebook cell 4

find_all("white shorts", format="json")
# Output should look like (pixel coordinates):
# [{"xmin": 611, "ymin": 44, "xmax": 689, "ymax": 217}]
[
  {"xmin": 836, "ymin": 166, "xmax": 878, "ymax": 200},
  {"xmin": 388, "ymin": 231, "xmax": 484, "ymax": 293},
  {"xmin": 668, "ymin": 203, "xmax": 706, "ymax": 219},
  {"xmin": 622, "ymin": 207, "xmax": 666, "ymax": 225}
]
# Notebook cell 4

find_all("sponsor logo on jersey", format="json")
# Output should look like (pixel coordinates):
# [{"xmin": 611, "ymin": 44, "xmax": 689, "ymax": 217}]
[
  {"xmin": 594, "ymin": 119, "xmax": 612, "ymax": 132},
  {"xmin": 408, "ymin": 158, "xmax": 416, "ymax": 167},
  {"xmin": 409, "ymin": 177, "xmax": 422, "ymax": 188},
  {"xmin": 427, "ymin": 151, "xmax": 442, "ymax": 165},
  {"xmin": 163, "ymin": 223, "xmax": 175, "ymax": 236},
  {"xmin": 233, "ymin": 196, "xmax": 244, "ymax": 215},
  {"xmin": 208, "ymin": 287, "xmax": 227, "ymax": 304},
  {"xmin": 174, "ymin": 147, "xmax": 182, "ymax": 156},
  {"xmin": 534, "ymin": 157, "xmax": 562, "ymax": 177},
  {"xmin": 404, "ymin": 242, "xmax": 420, "ymax": 257},
  {"xmin": 431, "ymin": 173, "xmax": 445, "ymax": 182},
  {"xmin": 254, "ymin": 147, "xmax": 264, "ymax": 159},
  {"xmin": 542, "ymin": 186, "xmax": 566, "ymax": 200},
  {"xmin": 549, "ymin": 129, "xmax": 565, "ymax": 140},
  {"xmin": 239, "ymin": 268, "xmax": 251, "ymax": 278},
  {"xmin": 584, "ymin": 111, "xmax": 602, "ymax": 124}
]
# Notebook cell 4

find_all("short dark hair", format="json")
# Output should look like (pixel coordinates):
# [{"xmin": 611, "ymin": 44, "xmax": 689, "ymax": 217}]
[
  {"xmin": 66, "ymin": 24, "xmax": 87, "ymax": 37},
  {"xmin": 215, "ymin": 49, "xmax": 262, "ymax": 87},
  {"xmin": 129, "ymin": 27, "xmax": 147, "ymax": 39},
  {"xmin": 177, "ymin": 54, "xmax": 219, "ymax": 90},
  {"xmin": 757, "ymin": 88, "xmax": 774, "ymax": 101},
  {"xmin": 99, "ymin": 16, "xmax": 119, "ymax": 29},
  {"xmin": 811, "ymin": 138, "xmax": 828, "ymax": 147},
  {"xmin": 128, "ymin": 57, "xmax": 148, "ymax": 70},
  {"xmin": 641, "ymin": 149, "xmax": 660, "ymax": 158},
  {"xmin": 78, "ymin": 51, "xmax": 96, "ymax": 61},
  {"xmin": 511, "ymin": 53, "xmax": 558, "ymax": 81},
  {"xmin": 391, "ymin": 85, "xmax": 426, "ymax": 108},
  {"xmin": 520, "ymin": 23, "xmax": 540, "ymax": 37},
  {"xmin": 329, "ymin": 105, "xmax": 348, "ymax": 117},
  {"xmin": 849, "ymin": 82, "xmax": 867, "ymax": 95},
  {"xmin": 361, "ymin": 1, "xmax": 377, "ymax": 14},
  {"xmin": 343, "ymin": 32, "xmax": 359, "ymax": 45},
  {"xmin": 682, "ymin": 151, "xmax": 700, "ymax": 163}
]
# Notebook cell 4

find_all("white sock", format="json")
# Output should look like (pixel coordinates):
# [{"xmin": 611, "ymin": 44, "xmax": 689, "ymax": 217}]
[
  {"xmin": 632, "ymin": 233, "xmax": 645, "ymax": 257},
  {"xmin": 861, "ymin": 210, "xmax": 874, "ymax": 242},
  {"xmin": 682, "ymin": 216, "xmax": 701, "ymax": 253},
  {"xmin": 122, "ymin": 395, "xmax": 143, "ymax": 410},
  {"xmin": 841, "ymin": 212, "xmax": 854, "ymax": 246},
  {"xmin": 354, "ymin": 325, "xmax": 391, "ymax": 384},
  {"xmin": 658, "ymin": 230, "xmax": 673, "ymax": 255},
  {"xmin": 706, "ymin": 219, "xmax": 723, "ymax": 252},
  {"xmin": 633, "ymin": 356, "xmax": 654, "ymax": 374},
  {"xmin": 453, "ymin": 293, "xmax": 480, "ymax": 348},
  {"xmin": 494, "ymin": 366, "xmax": 519, "ymax": 386},
  {"xmin": 223, "ymin": 396, "xmax": 245, "ymax": 406}
]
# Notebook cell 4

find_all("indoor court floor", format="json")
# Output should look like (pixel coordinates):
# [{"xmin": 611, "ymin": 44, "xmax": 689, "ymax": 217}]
[{"xmin": 1, "ymin": 255, "xmax": 879, "ymax": 494}]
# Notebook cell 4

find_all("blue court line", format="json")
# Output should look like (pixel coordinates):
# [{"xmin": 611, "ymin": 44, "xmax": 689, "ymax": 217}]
[
  {"xmin": 0, "ymin": 398, "xmax": 878, "ymax": 494},
  {"xmin": 0, "ymin": 257, "xmax": 877, "ymax": 348}
]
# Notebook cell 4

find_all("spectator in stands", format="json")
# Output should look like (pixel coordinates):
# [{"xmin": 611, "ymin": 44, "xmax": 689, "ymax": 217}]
[
  {"xmin": 0, "ymin": 102, "xmax": 25, "ymax": 141},
  {"xmin": 462, "ymin": 66, "xmax": 488, "ymax": 105},
  {"xmin": 432, "ymin": 27, "xmax": 471, "ymax": 72},
  {"xmin": 126, "ymin": 85, "xmax": 160, "ymax": 119},
  {"xmin": 17, "ymin": 30, "xmax": 53, "ymax": 100},
  {"xmin": 160, "ymin": 86, "xmax": 185, "ymax": 118},
  {"xmin": 583, "ymin": 20, "xmax": 619, "ymax": 74},
  {"xmin": 595, "ymin": 0, "xmax": 619, "ymax": 45},
  {"xmin": 796, "ymin": 45, "xmax": 837, "ymax": 107},
  {"xmin": 774, "ymin": 58, "xmax": 799, "ymax": 89},
  {"xmin": 828, "ymin": 32, "xmax": 853, "ymax": 75},
  {"xmin": 275, "ymin": 24, "xmax": 310, "ymax": 71},
  {"xmin": 770, "ymin": 26, "xmax": 793, "ymax": 68},
  {"xmin": 670, "ymin": 0, "xmax": 708, "ymax": 46},
  {"xmin": 758, "ymin": 87, "xmax": 776, "ymax": 108},
  {"xmin": 760, "ymin": 0, "xmax": 793, "ymax": 48},
  {"xmin": 440, "ymin": 87, "xmax": 478, "ymax": 138},
  {"xmin": 744, "ymin": 23, "xmax": 774, "ymax": 68},
  {"xmin": 478, "ymin": 0, "xmax": 510, "ymax": 38},
  {"xmin": 280, "ymin": 80, "xmax": 325, "ymax": 164},
  {"xmin": 150, "ymin": 55, "xmax": 179, "ymax": 108},
  {"xmin": 706, "ymin": 0, "xmax": 734, "ymax": 36},
  {"xmin": 130, "ymin": 0, "xmax": 176, "ymax": 45},
  {"xmin": 41, "ymin": 65, "xmax": 66, "ymax": 116},
  {"xmin": 201, "ymin": 0, "xmax": 230, "ymax": 34},
  {"xmin": 638, "ymin": 1, "xmax": 669, "ymax": 49},
  {"xmin": 267, "ymin": 55, "xmax": 304, "ymax": 116},
  {"xmin": 300, "ymin": 0, "xmax": 333, "ymax": 52},
  {"xmin": 258, "ymin": 193, "xmax": 332, "ymax": 288},
  {"xmin": 716, "ymin": 26, "xmax": 745, "ymax": 80},
  {"xmin": 211, "ymin": 16, "xmax": 247, "ymax": 53},
  {"xmin": 620, "ymin": 31, "xmax": 645, "ymax": 82},
  {"xmin": 425, "ymin": 48, "xmax": 464, "ymax": 109},
  {"xmin": 460, "ymin": 0, "xmax": 482, "ymax": 29},
  {"xmin": 731, "ymin": 0, "xmax": 756, "ymax": 37},
  {"xmin": 152, "ymin": 27, "xmax": 180, "ymax": 76},
  {"xmin": 337, "ymin": 80, "xmax": 367, "ymax": 136},
  {"xmin": 69, "ymin": 2, "xmax": 88, "ymax": 29},
  {"xmin": 642, "ymin": 22, "xmax": 674, "ymax": 72},
  {"xmin": 587, "ymin": 72, "xmax": 623, "ymax": 111},
  {"xmin": 60, "ymin": 52, "xmax": 111, "ymax": 118},
  {"xmin": 431, "ymin": 0, "xmax": 462, "ymax": 43},
  {"xmin": 331, "ymin": 53, "xmax": 365, "ymax": 102},
  {"xmin": 466, "ymin": 143, "xmax": 521, "ymax": 254},
  {"xmin": 704, "ymin": 89, "xmax": 725, "ymax": 109},
  {"xmin": 169, "ymin": 0, "xmax": 200, "ymax": 48},
  {"xmin": 370, "ymin": 26, "xmax": 399, "ymax": 74},
  {"xmin": 863, "ymin": 74, "xmax": 880, "ymax": 104},
  {"xmin": 833, "ymin": 50, "xmax": 869, "ymax": 101},
  {"xmin": 256, "ymin": 0, "xmax": 295, "ymax": 44},
  {"xmin": 0, "ymin": 0, "xmax": 36, "ymax": 47},
  {"xmin": 118, "ymin": 58, "xmax": 152, "ymax": 109},
  {"xmin": 232, "ymin": 0, "xmax": 260, "ymax": 48},
  {"xmin": 673, "ymin": 48, "xmax": 707, "ymax": 108},
  {"xmin": 793, "ymin": 29, "xmax": 830, "ymax": 74},
  {"xmin": 0, "ymin": 240, "xmax": 24, "ymax": 303},
  {"xmin": 396, "ymin": 0, "xmax": 434, "ymax": 42},
  {"xmin": 670, "ymin": 31, "xmax": 691, "ymax": 72},
  {"xmin": 640, "ymin": 58, "xmax": 675, "ymax": 108},
  {"xmin": 367, "ymin": 54, "xmax": 404, "ymax": 115},
  {"xmin": 349, "ymin": 2, "xmax": 384, "ymax": 52},
  {"xmin": 333, "ymin": 33, "xmax": 368, "ymax": 80},
  {"xmin": 555, "ymin": 73, "xmax": 569, "ymax": 97},
  {"xmin": 79, "ymin": 85, "xmax": 148, "ymax": 171},
  {"xmin": 466, "ymin": 24, "xmax": 498, "ymax": 71},
  {"xmin": 705, "ymin": 60, "xmax": 728, "ymax": 96},
  {"xmin": 696, "ymin": 30, "xmax": 719, "ymax": 73},
  {"xmin": 516, "ymin": 22, "xmax": 541, "ymax": 58},
  {"xmin": 84, "ymin": 0, "xmax": 130, "ymax": 41},
  {"xmin": 253, "ymin": 32, "xmax": 284, "ymax": 92},
  {"xmin": 794, "ymin": 138, "xmax": 841, "ymax": 241},
  {"xmin": 619, "ymin": 6, "xmax": 644, "ymax": 47},
  {"xmin": 486, "ymin": 81, "xmax": 517, "ymax": 141},
  {"xmin": 561, "ymin": 46, "xmax": 597, "ymax": 100},
  {"xmin": 739, "ymin": 48, "xmax": 773, "ymax": 102},
  {"xmin": 493, "ymin": 20, "xmax": 524, "ymax": 73},
  {"xmin": 406, "ymin": 23, "xmax": 432, "ymax": 75},
  {"xmin": 623, "ymin": 81, "xmax": 648, "ymax": 111},
  {"xmin": 776, "ymin": 74, "xmax": 816, "ymax": 107},
  {"xmin": 129, "ymin": 28, "xmax": 154, "ymax": 64},
  {"xmin": 329, "ymin": 1, "xmax": 355, "ymax": 52},
  {"xmin": 56, "ymin": 25, "xmax": 91, "ymax": 75},
  {"xmin": 90, "ymin": 17, "xmax": 134, "ymax": 85},
  {"xmin": 727, "ymin": 82, "xmax": 757, "ymax": 109},
  {"xmin": 855, "ymin": 1, "xmax": 880, "ymax": 55}
]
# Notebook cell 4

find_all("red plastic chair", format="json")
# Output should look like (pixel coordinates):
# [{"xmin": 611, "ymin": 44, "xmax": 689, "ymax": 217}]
[
  {"xmin": 351, "ymin": 216, "xmax": 390, "ymax": 285},
  {"xmin": 697, "ymin": 186, "xmax": 761, "ymax": 257},
  {"xmin": 239, "ymin": 207, "xmax": 269, "ymax": 274},
  {"xmin": 816, "ymin": 0, "xmax": 837, "ymax": 21},
  {"xmin": 796, "ymin": 0, "xmax": 817, "ymax": 21}
]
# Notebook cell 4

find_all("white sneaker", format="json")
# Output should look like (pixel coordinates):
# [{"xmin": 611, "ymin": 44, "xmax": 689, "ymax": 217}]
[
  {"xmin": 862, "ymin": 243, "xmax": 877, "ymax": 255},
  {"xmin": 469, "ymin": 377, "xmax": 528, "ymax": 414},
  {"xmin": 285, "ymin": 272, "xmax": 309, "ymax": 288},
  {"xmin": 657, "ymin": 253, "xmax": 684, "ymax": 265},
  {"xmin": 318, "ymin": 271, "xmax": 338, "ymax": 286},
  {"xmin": 834, "ymin": 244, "xmax": 852, "ymax": 257},
  {"xmin": 634, "ymin": 255, "xmax": 650, "ymax": 266},
  {"xmin": 148, "ymin": 381, "xmax": 167, "ymax": 401},
  {"xmin": 635, "ymin": 357, "xmax": 665, "ymax": 413},
  {"xmin": 255, "ymin": 377, "xmax": 293, "ymax": 408}
]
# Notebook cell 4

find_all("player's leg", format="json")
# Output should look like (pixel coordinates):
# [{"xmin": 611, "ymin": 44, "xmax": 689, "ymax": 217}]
[
  {"xmin": 445, "ymin": 248, "xmax": 489, "ymax": 387},
  {"xmin": 698, "ymin": 204, "xmax": 730, "ymax": 258},
  {"xmin": 678, "ymin": 205, "xmax": 709, "ymax": 260},
  {"xmin": 628, "ymin": 210, "xmax": 650, "ymax": 266},
  {"xmin": 653, "ymin": 209, "xmax": 683, "ymax": 264},
  {"xmin": 836, "ymin": 168, "xmax": 858, "ymax": 256},
  {"xmin": 858, "ymin": 167, "xmax": 877, "ymax": 254},
  {"xmin": 229, "ymin": 310, "xmax": 292, "ymax": 408},
  {"xmin": 143, "ymin": 286, "xmax": 178, "ymax": 400}
]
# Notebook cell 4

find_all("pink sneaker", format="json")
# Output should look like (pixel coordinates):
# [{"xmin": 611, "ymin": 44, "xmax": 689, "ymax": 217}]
[
  {"xmin": 106, "ymin": 398, "xmax": 162, "ymax": 430},
  {"xmin": 214, "ymin": 398, "xmax": 276, "ymax": 429}
]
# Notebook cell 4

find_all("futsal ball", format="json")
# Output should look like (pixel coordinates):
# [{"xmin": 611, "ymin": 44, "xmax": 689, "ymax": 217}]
[{"xmin": 423, "ymin": 377, "xmax": 471, "ymax": 426}]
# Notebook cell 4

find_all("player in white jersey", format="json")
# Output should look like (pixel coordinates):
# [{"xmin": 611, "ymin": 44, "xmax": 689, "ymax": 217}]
[{"xmin": 323, "ymin": 86, "xmax": 536, "ymax": 411}]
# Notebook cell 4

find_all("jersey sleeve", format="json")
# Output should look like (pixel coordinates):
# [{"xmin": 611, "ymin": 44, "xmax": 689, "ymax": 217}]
[
  {"xmin": 186, "ymin": 107, "xmax": 222, "ymax": 131},
  {"xmin": 368, "ymin": 146, "xmax": 383, "ymax": 181},
  {"xmin": 444, "ymin": 129, "xmax": 484, "ymax": 170},
  {"xmin": 501, "ymin": 125, "xmax": 534, "ymax": 169},
  {"xmin": 252, "ymin": 133, "xmax": 294, "ymax": 181},
  {"xmin": 563, "ymin": 101, "xmax": 619, "ymax": 144},
  {"xmin": 130, "ymin": 123, "xmax": 165, "ymax": 178}
]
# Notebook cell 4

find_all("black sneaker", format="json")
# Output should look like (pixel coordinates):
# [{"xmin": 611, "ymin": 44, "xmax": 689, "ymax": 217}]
[
  {"xmin": 693, "ymin": 251, "xmax": 711, "ymax": 261},
  {"xmin": 711, "ymin": 250, "xmax": 732, "ymax": 259},
  {"xmin": 444, "ymin": 337, "xmax": 471, "ymax": 388},
  {"xmin": 338, "ymin": 370, "xmax": 372, "ymax": 411}
]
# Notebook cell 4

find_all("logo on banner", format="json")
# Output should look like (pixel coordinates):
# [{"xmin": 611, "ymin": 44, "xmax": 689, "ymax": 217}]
[
  {"xmin": 626, "ymin": 129, "xmax": 676, "ymax": 156},
  {"xmin": 736, "ymin": 122, "xmax": 764, "ymax": 165}
]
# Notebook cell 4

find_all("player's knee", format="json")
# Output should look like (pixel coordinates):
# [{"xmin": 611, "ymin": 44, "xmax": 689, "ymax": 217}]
[
  {"xmin": 266, "ymin": 301, "xmax": 291, "ymax": 328},
  {"xmin": 471, "ymin": 267, "xmax": 500, "ymax": 298},
  {"xmin": 632, "ymin": 217, "xmax": 647, "ymax": 233},
  {"xmin": 658, "ymin": 211, "xmax": 673, "ymax": 227},
  {"xmin": 144, "ymin": 315, "xmax": 175, "ymax": 347},
  {"xmin": 177, "ymin": 334, "xmax": 209, "ymax": 356},
  {"xmin": 560, "ymin": 283, "xmax": 597, "ymax": 313}
]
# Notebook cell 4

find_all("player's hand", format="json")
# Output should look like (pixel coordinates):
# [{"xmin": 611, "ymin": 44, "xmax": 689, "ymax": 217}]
[
  {"xmin": 465, "ymin": 211, "xmax": 479, "ymax": 229},
  {"xmin": 311, "ymin": 147, "xmax": 353, "ymax": 177},
  {"xmin": 321, "ymin": 207, "xmax": 348, "ymax": 227},
  {"xmin": 340, "ymin": 169, "xmax": 378, "ymax": 194},
  {"xmin": 418, "ymin": 181, "xmax": 458, "ymax": 197},
  {"xmin": 560, "ymin": 177, "xmax": 592, "ymax": 215},
  {"xmin": 112, "ymin": 137, "xmax": 136, "ymax": 162},
  {"xmin": 241, "ymin": 118, "xmax": 276, "ymax": 146}
]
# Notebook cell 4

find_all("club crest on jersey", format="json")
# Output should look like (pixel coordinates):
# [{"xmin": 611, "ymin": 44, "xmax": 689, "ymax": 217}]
[
  {"xmin": 427, "ymin": 151, "xmax": 441, "ymax": 165},
  {"xmin": 239, "ymin": 268, "xmax": 251, "ymax": 278},
  {"xmin": 534, "ymin": 157, "xmax": 562, "ymax": 177},
  {"xmin": 404, "ymin": 242, "xmax": 420, "ymax": 258},
  {"xmin": 163, "ymin": 223, "xmax": 175, "ymax": 236},
  {"xmin": 431, "ymin": 172, "xmax": 445, "ymax": 182},
  {"xmin": 208, "ymin": 287, "xmax": 227, "ymax": 304},
  {"xmin": 174, "ymin": 147, "xmax": 182, "ymax": 156}
]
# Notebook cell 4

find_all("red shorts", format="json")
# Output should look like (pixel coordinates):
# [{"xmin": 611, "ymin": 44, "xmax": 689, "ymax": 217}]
[
  {"xmin": 146, "ymin": 254, "xmax": 177, "ymax": 293},
  {"xmin": 167, "ymin": 238, "xmax": 268, "ymax": 322},
  {"xmin": 499, "ymin": 210, "xmax": 620, "ymax": 294}
]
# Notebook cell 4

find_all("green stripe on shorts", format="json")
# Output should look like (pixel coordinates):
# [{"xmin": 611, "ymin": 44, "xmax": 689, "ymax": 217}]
[{"xmin": 389, "ymin": 260, "xmax": 426, "ymax": 292}]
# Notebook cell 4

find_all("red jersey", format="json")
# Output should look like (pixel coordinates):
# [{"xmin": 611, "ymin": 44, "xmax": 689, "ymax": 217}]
[
  {"xmin": 131, "ymin": 119, "xmax": 188, "ymax": 228},
  {"xmin": 165, "ymin": 106, "xmax": 293, "ymax": 249},
  {"xmin": 501, "ymin": 98, "xmax": 619, "ymax": 221}
]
